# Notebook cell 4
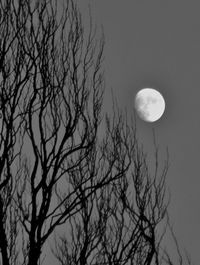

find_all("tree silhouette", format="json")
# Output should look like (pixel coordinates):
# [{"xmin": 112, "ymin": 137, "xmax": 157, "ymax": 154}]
[{"xmin": 0, "ymin": 0, "xmax": 194, "ymax": 265}]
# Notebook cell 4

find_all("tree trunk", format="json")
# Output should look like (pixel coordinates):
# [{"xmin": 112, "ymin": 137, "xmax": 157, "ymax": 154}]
[
  {"xmin": 28, "ymin": 240, "xmax": 41, "ymax": 265},
  {"xmin": 0, "ymin": 195, "xmax": 9, "ymax": 265}
]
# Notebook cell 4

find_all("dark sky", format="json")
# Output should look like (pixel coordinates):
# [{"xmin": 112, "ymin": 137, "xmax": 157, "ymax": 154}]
[{"xmin": 78, "ymin": 0, "xmax": 200, "ymax": 263}]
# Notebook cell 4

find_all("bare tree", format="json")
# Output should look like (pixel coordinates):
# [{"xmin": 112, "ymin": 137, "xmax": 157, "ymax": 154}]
[
  {"xmin": 0, "ymin": 0, "xmax": 106, "ymax": 264},
  {"xmin": 0, "ymin": 1, "xmax": 195, "ymax": 265},
  {"xmin": 51, "ymin": 109, "xmax": 168, "ymax": 265},
  {"xmin": 52, "ymin": 110, "xmax": 194, "ymax": 265}
]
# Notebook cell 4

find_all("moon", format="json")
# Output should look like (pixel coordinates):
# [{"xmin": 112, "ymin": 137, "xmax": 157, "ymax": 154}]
[{"xmin": 134, "ymin": 88, "xmax": 165, "ymax": 122}]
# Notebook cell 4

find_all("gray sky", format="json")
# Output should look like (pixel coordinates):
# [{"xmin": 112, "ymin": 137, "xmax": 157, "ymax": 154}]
[{"xmin": 78, "ymin": 0, "xmax": 200, "ymax": 263}]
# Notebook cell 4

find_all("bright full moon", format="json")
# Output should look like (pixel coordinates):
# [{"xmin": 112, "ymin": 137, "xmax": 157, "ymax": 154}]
[{"xmin": 134, "ymin": 88, "xmax": 165, "ymax": 122}]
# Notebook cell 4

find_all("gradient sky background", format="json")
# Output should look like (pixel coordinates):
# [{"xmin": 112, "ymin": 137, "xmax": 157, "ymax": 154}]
[{"xmin": 77, "ymin": 0, "xmax": 200, "ymax": 264}]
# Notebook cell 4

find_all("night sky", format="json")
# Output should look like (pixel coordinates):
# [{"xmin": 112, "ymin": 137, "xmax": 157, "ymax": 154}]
[{"xmin": 78, "ymin": 0, "xmax": 200, "ymax": 264}]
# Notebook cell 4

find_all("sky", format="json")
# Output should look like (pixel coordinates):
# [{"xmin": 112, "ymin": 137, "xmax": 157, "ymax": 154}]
[
  {"xmin": 78, "ymin": 0, "xmax": 200, "ymax": 264},
  {"xmin": 2, "ymin": 1, "xmax": 200, "ymax": 265}
]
